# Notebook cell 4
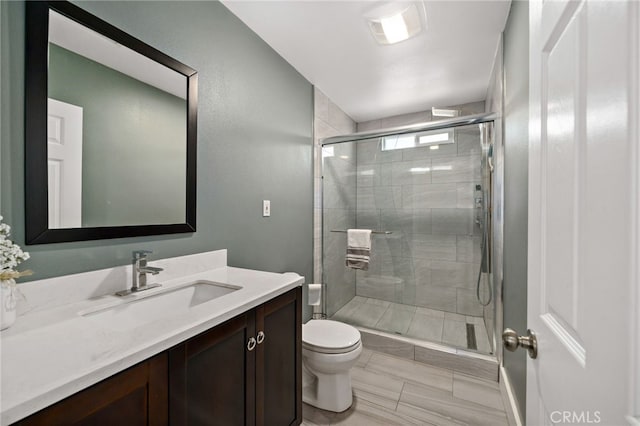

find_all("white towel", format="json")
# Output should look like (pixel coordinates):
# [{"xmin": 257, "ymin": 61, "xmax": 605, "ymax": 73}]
[
  {"xmin": 346, "ymin": 256, "xmax": 369, "ymax": 270},
  {"xmin": 347, "ymin": 229, "xmax": 372, "ymax": 250},
  {"xmin": 346, "ymin": 229, "xmax": 372, "ymax": 270}
]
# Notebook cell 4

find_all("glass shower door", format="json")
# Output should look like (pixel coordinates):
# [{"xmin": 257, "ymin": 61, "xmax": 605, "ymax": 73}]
[{"xmin": 323, "ymin": 123, "xmax": 495, "ymax": 355}]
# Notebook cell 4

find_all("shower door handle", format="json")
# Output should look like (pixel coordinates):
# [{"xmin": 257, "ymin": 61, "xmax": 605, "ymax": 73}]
[{"xmin": 502, "ymin": 328, "xmax": 538, "ymax": 359}]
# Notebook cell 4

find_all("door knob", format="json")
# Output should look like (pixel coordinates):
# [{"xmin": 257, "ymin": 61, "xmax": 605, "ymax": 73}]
[{"xmin": 502, "ymin": 328, "xmax": 538, "ymax": 359}]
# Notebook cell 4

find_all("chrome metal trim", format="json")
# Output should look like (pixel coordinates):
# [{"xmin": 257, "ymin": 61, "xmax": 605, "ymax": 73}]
[
  {"xmin": 320, "ymin": 112, "xmax": 498, "ymax": 146},
  {"xmin": 330, "ymin": 229, "xmax": 392, "ymax": 235},
  {"xmin": 115, "ymin": 282, "xmax": 161, "ymax": 297}
]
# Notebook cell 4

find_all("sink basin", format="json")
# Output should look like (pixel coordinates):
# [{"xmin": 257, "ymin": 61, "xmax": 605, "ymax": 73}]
[{"xmin": 80, "ymin": 280, "xmax": 241, "ymax": 328}]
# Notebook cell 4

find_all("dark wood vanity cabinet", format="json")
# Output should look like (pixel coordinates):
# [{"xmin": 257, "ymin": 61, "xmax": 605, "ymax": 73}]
[
  {"xmin": 169, "ymin": 311, "xmax": 257, "ymax": 425},
  {"xmin": 16, "ymin": 354, "xmax": 169, "ymax": 426},
  {"xmin": 169, "ymin": 287, "xmax": 302, "ymax": 426},
  {"xmin": 15, "ymin": 288, "xmax": 302, "ymax": 426},
  {"xmin": 255, "ymin": 288, "xmax": 302, "ymax": 426}
]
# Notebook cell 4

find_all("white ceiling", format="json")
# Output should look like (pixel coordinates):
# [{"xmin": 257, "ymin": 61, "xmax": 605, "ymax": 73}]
[{"xmin": 221, "ymin": 1, "xmax": 511, "ymax": 122}]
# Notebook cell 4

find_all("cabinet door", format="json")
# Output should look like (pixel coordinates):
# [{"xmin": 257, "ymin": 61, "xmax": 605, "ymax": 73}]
[
  {"xmin": 16, "ymin": 354, "xmax": 168, "ymax": 426},
  {"xmin": 256, "ymin": 287, "xmax": 302, "ymax": 426},
  {"xmin": 169, "ymin": 312, "xmax": 256, "ymax": 426}
]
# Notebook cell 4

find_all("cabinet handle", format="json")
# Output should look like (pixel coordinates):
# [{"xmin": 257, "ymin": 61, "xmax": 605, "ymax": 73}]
[
  {"xmin": 247, "ymin": 337, "xmax": 257, "ymax": 351},
  {"xmin": 257, "ymin": 331, "xmax": 265, "ymax": 344}
]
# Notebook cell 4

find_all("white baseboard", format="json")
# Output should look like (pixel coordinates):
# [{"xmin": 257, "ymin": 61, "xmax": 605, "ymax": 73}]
[{"xmin": 500, "ymin": 365, "xmax": 524, "ymax": 426}]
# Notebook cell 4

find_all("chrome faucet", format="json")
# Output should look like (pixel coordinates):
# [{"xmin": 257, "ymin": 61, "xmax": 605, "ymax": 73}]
[{"xmin": 116, "ymin": 250, "xmax": 163, "ymax": 296}]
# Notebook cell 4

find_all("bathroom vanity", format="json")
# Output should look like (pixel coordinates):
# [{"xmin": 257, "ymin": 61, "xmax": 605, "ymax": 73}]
[{"xmin": 1, "ymin": 250, "xmax": 303, "ymax": 425}]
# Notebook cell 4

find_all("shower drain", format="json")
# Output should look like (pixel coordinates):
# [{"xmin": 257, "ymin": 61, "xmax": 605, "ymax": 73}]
[{"xmin": 466, "ymin": 324, "xmax": 478, "ymax": 350}]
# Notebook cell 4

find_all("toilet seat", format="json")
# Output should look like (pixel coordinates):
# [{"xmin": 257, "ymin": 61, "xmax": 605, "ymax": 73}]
[{"xmin": 303, "ymin": 320, "xmax": 361, "ymax": 354}]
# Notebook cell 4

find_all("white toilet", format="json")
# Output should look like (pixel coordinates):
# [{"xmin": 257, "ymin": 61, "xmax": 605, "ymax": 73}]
[{"xmin": 302, "ymin": 319, "xmax": 362, "ymax": 412}]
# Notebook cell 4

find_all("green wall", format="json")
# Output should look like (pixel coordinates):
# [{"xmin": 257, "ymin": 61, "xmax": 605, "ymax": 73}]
[
  {"xmin": 1, "ymin": 1, "xmax": 313, "ymax": 317},
  {"xmin": 503, "ymin": 0, "xmax": 529, "ymax": 418},
  {"xmin": 48, "ymin": 43, "xmax": 187, "ymax": 227}
]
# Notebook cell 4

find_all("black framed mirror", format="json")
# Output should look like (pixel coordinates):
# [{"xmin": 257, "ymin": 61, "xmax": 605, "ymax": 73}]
[{"xmin": 25, "ymin": 1, "xmax": 197, "ymax": 244}]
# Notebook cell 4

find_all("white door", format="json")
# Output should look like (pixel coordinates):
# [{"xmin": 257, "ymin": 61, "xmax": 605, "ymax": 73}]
[
  {"xmin": 526, "ymin": 0, "xmax": 639, "ymax": 424},
  {"xmin": 47, "ymin": 98, "xmax": 83, "ymax": 228}
]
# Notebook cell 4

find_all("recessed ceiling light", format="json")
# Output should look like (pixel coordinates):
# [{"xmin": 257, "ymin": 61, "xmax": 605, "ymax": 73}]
[{"xmin": 367, "ymin": 3, "xmax": 425, "ymax": 45}]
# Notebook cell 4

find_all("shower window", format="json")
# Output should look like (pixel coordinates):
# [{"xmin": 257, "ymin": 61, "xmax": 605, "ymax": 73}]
[{"xmin": 380, "ymin": 128, "xmax": 455, "ymax": 151}]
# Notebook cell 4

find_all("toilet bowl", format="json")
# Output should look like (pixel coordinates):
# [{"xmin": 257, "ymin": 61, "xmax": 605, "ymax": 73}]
[{"xmin": 302, "ymin": 319, "xmax": 362, "ymax": 412}]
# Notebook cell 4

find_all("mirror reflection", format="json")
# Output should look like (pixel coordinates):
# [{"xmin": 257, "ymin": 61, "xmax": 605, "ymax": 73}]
[{"xmin": 47, "ymin": 10, "xmax": 187, "ymax": 229}]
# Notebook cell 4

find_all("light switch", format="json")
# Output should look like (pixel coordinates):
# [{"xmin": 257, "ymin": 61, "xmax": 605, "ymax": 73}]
[{"xmin": 263, "ymin": 200, "xmax": 271, "ymax": 217}]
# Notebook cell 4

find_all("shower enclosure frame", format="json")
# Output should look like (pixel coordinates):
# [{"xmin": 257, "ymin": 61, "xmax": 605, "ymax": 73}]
[
  {"xmin": 320, "ymin": 112, "xmax": 497, "ymax": 145},
  {"xmin": 319, "ymin": 112, "xmax": 499, "ymax": 354}
]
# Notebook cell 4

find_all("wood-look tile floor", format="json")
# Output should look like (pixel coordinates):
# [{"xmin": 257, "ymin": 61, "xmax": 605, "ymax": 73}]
[{"xmin": 302, "ymin": 349, "xmax": 508, "ymax": 426}]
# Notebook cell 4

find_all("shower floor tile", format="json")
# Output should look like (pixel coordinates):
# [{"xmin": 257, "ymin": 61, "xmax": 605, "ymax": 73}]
[
  {"xmin": 444, "ymin": 311, "xmax": 467, "ymax": 322},
  {"xmin": 334, "ymin": 297, "xmax": 388, "ymax": 328},
  {"xmin": 330, "ymin": 297, "xmax": 493, "ymax": 354},
  {"xmin": 352, "ymin": 303, "xmax": 389, "ymax": 328},
  {"xmin": 375, "ymin": 303, "xmax": 416, "ymax": 335},
  {"xmin": 364, "ymin": 298, "xmax": 391, "ymax": 308},
  {"xmin": 442, "ymin": 319, "xmax": 468, "ymax": 347},
  {"xmin": 332, "ymin": 297, "xmax": 366, "ymax": 323},
  {"xmin": 406, "ymin": 312, "xmax": 445, "ymax": 341},
  {"xmin": 414, "ymin": 306, "xmax": 445, "ymax": 319}
]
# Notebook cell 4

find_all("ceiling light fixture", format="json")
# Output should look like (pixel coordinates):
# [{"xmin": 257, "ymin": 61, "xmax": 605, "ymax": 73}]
[{"xmin": 367, "ymin": 3, "xmax": 425, "ymax": 45}]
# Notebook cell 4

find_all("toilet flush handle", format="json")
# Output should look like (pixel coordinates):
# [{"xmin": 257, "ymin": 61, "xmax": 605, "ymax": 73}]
[{"xmin": 257, "ymin": 331, "xmax": 265, "ymax": 344}]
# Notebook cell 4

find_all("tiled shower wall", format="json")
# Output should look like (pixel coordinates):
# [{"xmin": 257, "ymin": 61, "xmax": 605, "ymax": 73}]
[
  {"xmin": 313, "ymin": 88, "xmax": 356, "ymax": 316},
  {"xmin": 354, "ymin": 102, "xmax": 486, "ymax": 316}
]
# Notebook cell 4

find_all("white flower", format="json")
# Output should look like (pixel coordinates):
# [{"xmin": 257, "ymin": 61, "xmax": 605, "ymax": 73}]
[{"xmin": 0, "ymin": 216, "xmax": 29, "ymax": 273}]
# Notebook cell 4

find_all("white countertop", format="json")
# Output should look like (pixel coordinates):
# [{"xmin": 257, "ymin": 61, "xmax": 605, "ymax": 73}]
[{"xmin": 0, "ymin": 251, "xmax": 303, "ymax": 425}]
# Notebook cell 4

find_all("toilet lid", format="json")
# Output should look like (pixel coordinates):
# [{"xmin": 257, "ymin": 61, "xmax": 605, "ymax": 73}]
[{"xmin": 302, "ymin": 320, "xmax": 361, "ymax": 353}]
